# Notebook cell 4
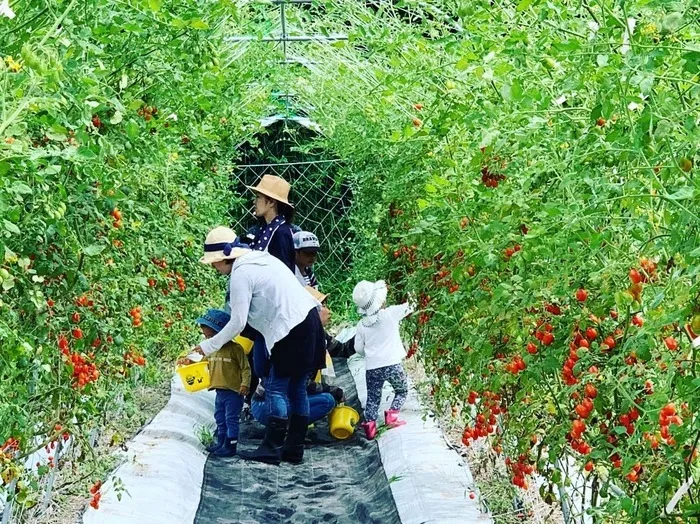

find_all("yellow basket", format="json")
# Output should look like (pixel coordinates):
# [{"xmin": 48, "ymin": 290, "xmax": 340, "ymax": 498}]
[
  {"xmin": 329, "ymin": 405, "xmax": 360, "ymax": 440},
  {"xmin": 235, "ymin": 335, "xmax": 254, "ymax": 355},
  {"xmin": 176, "ymin": 361, "xmax": 210, "ymax": 393}
]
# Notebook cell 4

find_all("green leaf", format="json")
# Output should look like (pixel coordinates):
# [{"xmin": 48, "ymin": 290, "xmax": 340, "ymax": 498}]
[
  {"xmin": 83, "ymin": 244, "xmax": 106, "ymax": 256},
  {"xmin": 456, "ymin": 57, "xmax": 470, "ymax": 71},
  {"xmin": 3, "ymin": 220, "xmax": 20, "ymax": 235},
  {"xmin": 190, "ymin": 19, "xmax": 209, "ymax": 30},
  {"xmin": 516, "ymin": 0, "xmax": 532, "ymax": 11},
  {"xmin": 148, "ymin": 0, "xmax": 162, "ymax": 11},
  {"xmin": 683, "ymin": 52, "xmax": 700, "ymax": 74}
]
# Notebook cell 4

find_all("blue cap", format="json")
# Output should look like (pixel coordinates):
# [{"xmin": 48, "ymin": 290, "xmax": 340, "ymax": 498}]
[{"xmin": 196, "ymin": 309, "xmax": 230, "ymax": 333}]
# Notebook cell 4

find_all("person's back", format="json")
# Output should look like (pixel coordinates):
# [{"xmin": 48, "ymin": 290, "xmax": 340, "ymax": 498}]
[{"xmin": 355, "ymin": 303, "xmax": 412, "ymax": 370}]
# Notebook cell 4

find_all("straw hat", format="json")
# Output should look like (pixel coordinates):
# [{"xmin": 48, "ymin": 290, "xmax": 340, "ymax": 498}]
[
  {"xmin": 199, "ymin": 226, "xmax": 251, "ymax": 265},
  {"xmin": 305, "ymin": 286, "xmax": 328, "ymax": 303},
  {"xmin": 247, "ymin": 175, "xmax": 293, "ymax": 207},
  {"xmin": 352, "ymin": 280, "xmax": 387, "ymax": 316}
]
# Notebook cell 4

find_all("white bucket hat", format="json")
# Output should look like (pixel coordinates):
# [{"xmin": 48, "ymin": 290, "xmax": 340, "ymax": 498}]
[
  {"xmin": 352, "ymin": 280, "xmax": 388, "ymax": 316},
  {"xmin": 199, "ymin": 226, "xmax": 251, "ymax": 265}
]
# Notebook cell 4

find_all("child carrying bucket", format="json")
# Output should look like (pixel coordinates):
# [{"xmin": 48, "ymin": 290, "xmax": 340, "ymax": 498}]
[
  {"xmin": 180, "ymin": 309, "xmax": 250, "ymax": 457},
  {"xmin": 352, "ymin": 280, "xmax": 413, "ymax": 440}
]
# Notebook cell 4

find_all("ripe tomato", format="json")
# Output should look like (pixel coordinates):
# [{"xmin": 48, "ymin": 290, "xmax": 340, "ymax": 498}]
[
  {"xmin": 585, "ymin": 327, "xmax": 598, "ymax": 340},
  {"xmin": 629, "ymin": 268, "xmax": 643, "ymax": 284},
  {"xmin": 664, "ymin": 337, "xmax": 678, "ymax": 351},
  {"xmin": 584, "ymin": 383, "xmax": 597, "ymax": 399},
  {"xmin": 576, "ymin": 288, "xmax": 588, "ymax": 302},
  {"xmin": 542, "ymin": 332, "xmax": 554, "ymax": 346},
  {"xmin": 71, "ymin": 328, "xmax": 83, "ymax": 339},
  {"xmin": 526, "ymin": 342, "xmax": 538, "ymax": 354}
]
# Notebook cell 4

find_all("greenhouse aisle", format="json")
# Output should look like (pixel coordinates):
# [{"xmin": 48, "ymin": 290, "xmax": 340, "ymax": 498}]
[{"xmin": 82, "ymin": 356, "xmax": 490, "ymax": 524}]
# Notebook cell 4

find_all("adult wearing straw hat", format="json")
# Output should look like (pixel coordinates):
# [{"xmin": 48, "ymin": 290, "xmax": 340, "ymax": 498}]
[
  {"xmin": 192, "ymin": 226, "xmax": 326, "ymax": 465},
  {"xmin": 246, "ymin": 174, "xmax": 297, "ymax": 273}
]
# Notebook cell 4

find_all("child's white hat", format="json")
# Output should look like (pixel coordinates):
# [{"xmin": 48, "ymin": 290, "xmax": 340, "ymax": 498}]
[
  {"xmin": 353, "ymin": 280, "xmax": 387, "ymax": 316},
  {"xmin": 200, "ymin": 226, "xmax": 251, "ymax": 265}
]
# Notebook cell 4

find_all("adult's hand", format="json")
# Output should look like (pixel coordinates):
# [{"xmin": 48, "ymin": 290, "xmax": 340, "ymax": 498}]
[{"xmin": 320, "ymin": 306, "xmax": 331, "ymax": 326}]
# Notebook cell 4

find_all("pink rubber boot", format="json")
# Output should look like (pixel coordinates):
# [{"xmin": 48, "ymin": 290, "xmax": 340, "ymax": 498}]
[
  {"xmin": 361, "ymin": 421, "xmax": 377, "ymax": 440},
  {"xmin": 384, "ymin": 410, "xmax": 407, "ymax": 428}
]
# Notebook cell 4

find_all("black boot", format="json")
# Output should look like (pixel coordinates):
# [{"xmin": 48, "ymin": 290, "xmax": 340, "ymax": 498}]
[
  {"xmin": 205, "ymin": 432, "xmax": 226, "ymax": 453},
  {"xmin": 282, "ymin": 415, "xmax": 309, "ymax": 464},
  {"xmin": 213, "ymin": 438, "xmax": 238, "ymax": 458},
  {"xmin": 239, "ymin": 416, "xmax": 287, "ymax": 465}
]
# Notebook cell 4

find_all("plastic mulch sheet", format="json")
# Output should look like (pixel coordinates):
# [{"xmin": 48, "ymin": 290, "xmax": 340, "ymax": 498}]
[{"xmin": 193, "ymin": 358, "xmax": 401, "ymax": 524}]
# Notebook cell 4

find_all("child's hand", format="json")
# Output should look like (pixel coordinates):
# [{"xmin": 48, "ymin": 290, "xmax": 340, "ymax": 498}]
[
  {"xmin": 177, "ymin": 358, "xmax": 193, "ymax": 366},
  {"xmin": 239, "ymin": 385, "xmax": 249, "ymax": 396}
]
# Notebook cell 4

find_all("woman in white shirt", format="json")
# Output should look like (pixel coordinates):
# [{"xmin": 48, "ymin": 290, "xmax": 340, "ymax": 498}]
[
  {"xmin": 353, "ymin": 280, "xmax": 413, "ymax": 440},
  {"xmin": 193, "ymin": 226, "xmax": 325, "ymax": 465}
]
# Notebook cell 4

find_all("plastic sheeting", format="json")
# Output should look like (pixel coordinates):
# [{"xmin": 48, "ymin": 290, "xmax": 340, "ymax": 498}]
[
  {"xmin": 194, "ymin": 357, "xmax": 400, "ymax": 524},
  {"xmin": 82, "ymin": 377, "xmax": 215, "ymax": 524},
  {"xmin": 341, "ymin": 328, "xmax": 492, "ymax": 524}
]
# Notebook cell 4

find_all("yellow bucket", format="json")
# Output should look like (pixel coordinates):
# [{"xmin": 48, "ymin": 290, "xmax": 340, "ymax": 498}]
[
  {"xmin": 176, "ymin": 361, "xmax": 210, "ymax": 393},
  {"xmin": 235, "ymin": 335, "xmax": 254, "ymax": 355},
  {"xmin": 329, "ymin": 405, "xmax": 360, "ymax": 440}
]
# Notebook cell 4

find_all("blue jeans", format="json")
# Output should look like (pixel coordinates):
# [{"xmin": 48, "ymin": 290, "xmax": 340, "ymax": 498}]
[
  {"xmin": 265, "ymin": 366, "xmax": 311, "ymax": 419},
  {"xmin": 214, "ymin": 389, "xmax": 244, "ymax": 439},
  {"xmin": 252, "ymin": 393, "xmax": 336, "ymax": 426}
]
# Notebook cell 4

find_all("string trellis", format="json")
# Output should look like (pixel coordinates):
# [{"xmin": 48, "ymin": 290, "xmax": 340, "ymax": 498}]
[{"xmin": 230, "ymin": 160, "xmax": 353, "ymax": 291}]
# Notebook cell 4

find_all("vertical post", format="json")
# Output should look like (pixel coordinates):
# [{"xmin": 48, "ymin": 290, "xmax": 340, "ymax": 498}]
[
  {"xmin": 1, "ymin": 478, "xmax": 17, "ymax": 524},
  {"xmin": 40, "ymin": 439, "xmax": 63, "ymax": 512},
  {"xmin": 279, "ymin": 0, "xmax": 288, "ymax": 62}
]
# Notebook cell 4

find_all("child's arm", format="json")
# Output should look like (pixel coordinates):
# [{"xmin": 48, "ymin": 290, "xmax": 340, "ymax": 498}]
[
  {"xmin": 199, "ymin": 276, "xmax": 252, "ymax": 356},
  {"xmin": 387, "ymin": 302, "xmax": 414, "ymax": 322}
]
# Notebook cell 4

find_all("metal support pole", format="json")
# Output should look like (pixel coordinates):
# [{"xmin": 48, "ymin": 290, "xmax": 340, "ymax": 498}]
[
  {"xmin": 280, "ymin": 1, "xmax": 287, "ymax": 61},
  {"xmin": 224, "ymin": 34, "xmax": 347, "ymax": 43}
]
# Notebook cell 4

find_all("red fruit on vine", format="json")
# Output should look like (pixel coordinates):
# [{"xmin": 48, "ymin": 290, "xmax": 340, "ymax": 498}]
[
  {"xmin": 578, "ymin": 339, "xmax": 590, "ymax": 349},
  {"xmin": 72, "ymin": 328, "xmax": 83, "ymax": 339},
  {"xmin": 584, "ymin": 383, "xmax": 597, "ymax": 399},
  {"xmin": 526, "ymin": 342, "xmax": 538, "ymax": 354},
  {"xmin": 469, "ymin": 492, "xmax": 475, "ymax": 500},
  {"xmin": 47, "ymin": 298, "xmax": 55, "ymax": 308},
  {"xmin": 91, "ymin": 115, "xmax": 102, "ymax": 128},
  {"xmin": 596, "ymin": 117, "xmax": 606, "ymax": 127},
  {"xmin": 575, "ymin": 288, "xmax": 588, "ymax": 302},
  {"xmin": 545, "ymin": 303, "xmax": 561, "ymax": 316},
  {"xmin": 585, "ymin": 461, "xmax": 594, "ymax": 472},
  {"xmin": 664, "ymin": 337, "xmax": 678, "ymax": 351},
  {"xmin": 541, "ymin": 332, "xmax": 554, "ymax": 346},
  {"xmin": 58, "ymin": 336, "xmax": 69, "ymax": 352},
  {"xmin": 412, "ymin": 117, "xmax": 423, "ymax": 128},
  {"xmin": 603, "ymin": 336, "xmax": 616, "ymax": 349},
  {"xmin": 632, "ymin": 315, "xmax": 644, "ymax": 327},
  {"xmin": 661, "ymin": 403, "xmax": 676, "ymax": 417},
  {"xmin": 571, "ymin": 419, "xmax": 586, "ymax": 438},
  {"xmin": 575, "ymin": 404, "xmax": 590, "ymax": 418},
  {"xmin": 585, "ymin": 327, "xmax": 598, "ymax": 341},
  {"xmin": 110, "ymin": 208, "xmax": 122, "ymax": 221},
  {"xmin": 629, "ymin": 268, "xmax": 643, "ymax": 284},
  {"xmin": 460, "ymin": 216, "xmax": 469, "ymax": 229},
  {"xmin": 413, "ymin": 103, "xmax": 423, "ymax": 111},
  {"xmin": 71, "ymin": 312, "xmax": 81, "ymax": 323}
]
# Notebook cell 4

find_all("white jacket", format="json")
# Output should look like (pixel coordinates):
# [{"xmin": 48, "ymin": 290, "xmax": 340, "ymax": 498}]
[
  {"xmin": 354, "ymin": 303, "xmax": 414, "ymax": 370},
  {"xmin": 200, "ymin": 251, "xmax": 319, "ymax": 356}
]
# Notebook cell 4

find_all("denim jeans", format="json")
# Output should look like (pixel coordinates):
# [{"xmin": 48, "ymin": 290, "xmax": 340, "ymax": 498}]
[
  {"xmin": 214, "ymin": 389, "xmax": 244, "ymax": 439},
  {"xmin": 252, "ymin": 392, "xmax": 336, "ymax": 426},
  {"xmin": 264, "ymin": 366, "xmax": 311, "ymax": 419}
]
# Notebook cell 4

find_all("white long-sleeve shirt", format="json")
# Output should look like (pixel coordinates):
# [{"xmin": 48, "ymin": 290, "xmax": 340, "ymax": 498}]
[
  {"xmin": 200, "ymin": 251, "xmax": 319, "ymax": 356},
  {"xmin": 354, "ymin": 303, "xmax": 414, "ymax": 370}
]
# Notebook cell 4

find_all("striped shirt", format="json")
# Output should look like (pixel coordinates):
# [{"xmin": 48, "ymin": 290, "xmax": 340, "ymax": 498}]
[{"xmin": 295, "ymin": 265, "xmax": 318, "ymax": 289}]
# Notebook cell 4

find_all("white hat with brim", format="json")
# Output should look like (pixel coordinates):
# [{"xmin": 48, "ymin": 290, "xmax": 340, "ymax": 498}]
[
  {"xmin": 246, "ymin": 174, "xmax": 294, "ymax": 207},
  {"xmin": 200, "ymin": 226, "xmax": 251, "ymax": 265},
  {"xmin": 352, "ymin": 280, "xmax": 388, "ymax": 316}
]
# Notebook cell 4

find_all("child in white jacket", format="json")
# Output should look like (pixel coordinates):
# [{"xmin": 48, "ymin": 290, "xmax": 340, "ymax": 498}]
[{"xmin": 352, "ymin": 280, "xmax": 413, "ymax": 440}]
